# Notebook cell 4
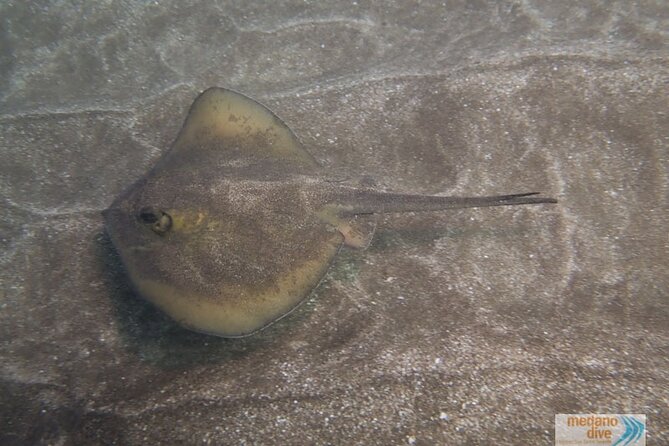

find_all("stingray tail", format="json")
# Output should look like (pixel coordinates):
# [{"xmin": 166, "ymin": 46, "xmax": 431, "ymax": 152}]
[{"xmin": 337, "ymin": 191, "xmax": 557, "ymax": 216}]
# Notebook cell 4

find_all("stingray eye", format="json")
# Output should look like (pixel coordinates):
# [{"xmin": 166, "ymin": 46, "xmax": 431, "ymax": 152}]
[{"xmin": 138, "ymin": 207, "xmax": 172, "ymax": 235}]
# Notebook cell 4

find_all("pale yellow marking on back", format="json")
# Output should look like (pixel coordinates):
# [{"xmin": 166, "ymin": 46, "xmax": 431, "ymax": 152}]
[
  {"xmin": 168, "ymin": 209, "xmax": 210, "ymax": 233},
  {"xmin": 129, "ymin": 233, "xmax": 342, "ymax": 337},
  {"xmin": 173, "ymin": 88, "xmax": 318, "ymax": 167}
]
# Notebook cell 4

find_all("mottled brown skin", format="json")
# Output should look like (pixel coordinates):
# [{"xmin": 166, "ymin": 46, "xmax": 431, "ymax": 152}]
[{"xmin": 103, "ymin": 87, "xmax": 557, "ymax": 337}]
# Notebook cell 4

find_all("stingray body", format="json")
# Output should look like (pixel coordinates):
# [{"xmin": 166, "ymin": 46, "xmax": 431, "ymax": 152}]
[{"xmin": 103, "ymin": 87, "xmax": 556, "ymax": 337}]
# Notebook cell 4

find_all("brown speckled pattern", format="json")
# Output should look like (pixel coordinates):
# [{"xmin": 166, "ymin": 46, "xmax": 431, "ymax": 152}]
[{"xmin": 1, "ymin": 1, "xmax": 667, "ymax": 444}]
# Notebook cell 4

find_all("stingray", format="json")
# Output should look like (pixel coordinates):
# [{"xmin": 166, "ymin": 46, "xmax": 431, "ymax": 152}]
[{"xmin": 103, "ymin": 87, "xmax": 557, "ymax": 338}]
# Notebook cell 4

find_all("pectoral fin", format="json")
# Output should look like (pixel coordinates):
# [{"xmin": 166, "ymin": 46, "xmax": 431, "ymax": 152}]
[{"xmin": 169, "ymin": 87, "xmax": 320, "ymax": 170}]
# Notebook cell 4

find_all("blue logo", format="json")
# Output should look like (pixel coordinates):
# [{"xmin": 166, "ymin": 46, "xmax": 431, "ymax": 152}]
[{"xmin": 612, "ymin": 415, "xmax": 645, "ymax": 446}]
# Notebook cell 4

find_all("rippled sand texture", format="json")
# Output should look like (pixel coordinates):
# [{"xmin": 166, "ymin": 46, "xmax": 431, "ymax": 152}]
[{"xmin": 1, "ymin": 2, "xmax": 667, "ymax": 445}]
